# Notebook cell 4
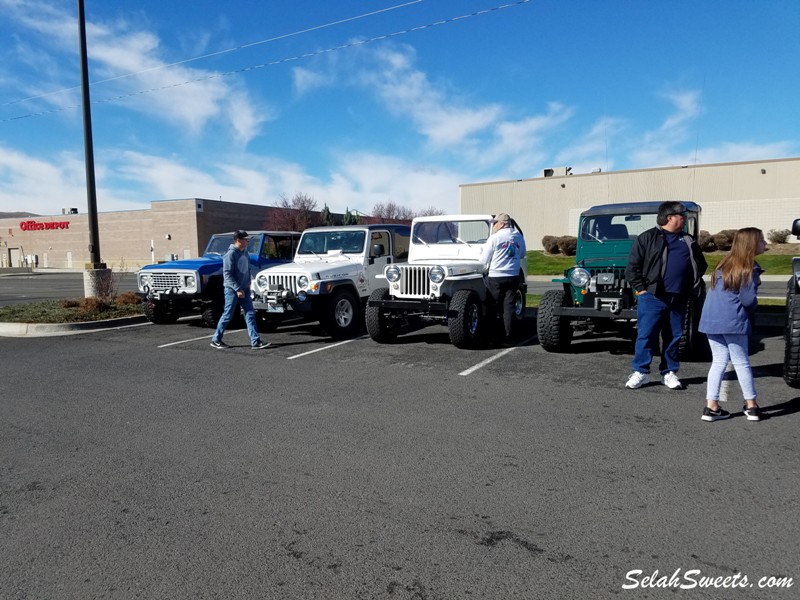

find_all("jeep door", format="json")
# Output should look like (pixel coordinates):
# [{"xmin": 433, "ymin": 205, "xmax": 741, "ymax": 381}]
[{"xmin": 366, "ymin": 230, "xmax": 392, "ymax": 285}]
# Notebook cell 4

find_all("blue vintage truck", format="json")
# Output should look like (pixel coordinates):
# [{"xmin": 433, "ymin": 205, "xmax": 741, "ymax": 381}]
[{"xmin": 137, "ymin": 231, "xmax": 300, "ymax": 327}]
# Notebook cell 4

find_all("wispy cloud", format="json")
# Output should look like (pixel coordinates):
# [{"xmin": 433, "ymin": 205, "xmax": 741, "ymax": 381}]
[{"xmin": 0, "ymin": 0, "xmax": 267, "ymax": 143}]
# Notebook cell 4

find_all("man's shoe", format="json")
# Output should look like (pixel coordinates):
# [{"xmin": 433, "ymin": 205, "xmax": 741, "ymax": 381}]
[
  {"xmin": 701, "ymin": 406, "xmax": 731, "ymax": 422},
  {"xmin": 662, "ymin": 371, "xmax": 683, "ymax": 390},
  {"xmin": 625, "ymin": 371, "xmax": 650, "ymax": 389},
  {"xmin": 743, "ymin": 404, "xmax": 761, "ymax": 421},
  {"xmin": 252, "ymin": 340, "xmax": 272, "ymax": 350},
  {"xmin": 210, "ymin": 339, "xmax": 230, "ymax": 349}
]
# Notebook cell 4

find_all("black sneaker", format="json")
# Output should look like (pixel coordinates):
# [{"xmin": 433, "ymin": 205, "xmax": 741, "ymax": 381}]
[
  {"xmin": 743, "ymin": 405, "xmax": 761, "ymax": 421},
  {"xmin": 701, "ymin": 406, "xmax": 730, "ymax": 422},
  {"xmin": 252, "ymin": 340, "xmax": 272, "ymax": 350},
  {"xmin": 210, "ymin": 339, "xmax": 230, "ymax": 349}
]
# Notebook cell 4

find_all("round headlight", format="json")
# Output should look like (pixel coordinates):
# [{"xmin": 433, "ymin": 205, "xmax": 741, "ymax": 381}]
[
  {"xmin": 386, "ymin": 265, "xmax": 401, "ymax": 283},
  {"xmin": 298, "ymin": 275, "xmax": 309, "ymax": 289},
  {"xmin": 139, "ymin": 273, "xmax": 152, "ymax": 286},
  {"xmin": 569, "ymin": 267, "xmax": 591, "ymax": 288},
  {"xmin": 429, "ymin": 266, "xmax": 446, "ymax": 284},
  {"xmin": 256, "ymin": 274, "xmax": 268, "ymax": 288},
  {"xmin": 186, "ymin": 275, "xmax": 196, "ymax": 287}
]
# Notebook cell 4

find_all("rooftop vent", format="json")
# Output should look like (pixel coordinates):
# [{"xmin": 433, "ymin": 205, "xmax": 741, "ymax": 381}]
[{"xmin": 543, "ymin": 167, "xmax": 572, "ymax": 177}]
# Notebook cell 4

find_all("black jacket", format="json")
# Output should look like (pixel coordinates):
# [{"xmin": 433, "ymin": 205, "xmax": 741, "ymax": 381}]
[{"xmin": 625, "ymin": 226, "xmax": 707, "ymax": 297}]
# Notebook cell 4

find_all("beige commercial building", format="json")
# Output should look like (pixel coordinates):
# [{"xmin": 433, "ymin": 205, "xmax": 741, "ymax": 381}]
[
  {"xmin": 0, "ymin": 198, "xmax": 284, "ymax": 270},
  {"xmin": 460, "ymin": 157, "xmax": 800, "ymax": 250},
  {"xmin": 2, "ymin": 157, "xmax": 798, "ymax": 270}
]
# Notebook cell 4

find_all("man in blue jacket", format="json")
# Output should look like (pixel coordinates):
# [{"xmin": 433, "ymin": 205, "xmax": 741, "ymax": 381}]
[
  {"xmin": 211, "ymin": 230, "xmax": 270, "ymax": 350},
  {"xmin": 624, "ymin": 202, "xmax": 707, "ymax": 389}
]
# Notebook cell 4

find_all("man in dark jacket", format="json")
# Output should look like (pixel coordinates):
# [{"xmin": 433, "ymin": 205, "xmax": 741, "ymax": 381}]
[
  {"xmin": 211, "ymin": 231, "xmax": 270, "ymax": 350},
  {"xmin": 624, "ymin": 201, "xmax": 707, "ymax": 389}
]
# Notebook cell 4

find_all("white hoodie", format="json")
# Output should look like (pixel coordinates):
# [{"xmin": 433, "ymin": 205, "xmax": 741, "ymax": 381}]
[{"xmin": 480, "ymin": 226, "xmax": 526, "ymax": 277}]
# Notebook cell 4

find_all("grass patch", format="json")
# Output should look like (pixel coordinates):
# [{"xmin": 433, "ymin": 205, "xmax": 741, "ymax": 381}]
[
  {"xmin": 0, "ymin": 292, "xmax": 143, "ymax": 323},
  {"xmin": 704, "ymin": 252, "xmax": 794, "ymax": 275},
  {"xmin": 529, "ymin": 251, "xmax": 795, "ymax": 276},
  {"xmin": 527, "ymin": 252, "xmax": 573, "ymax": 276}
]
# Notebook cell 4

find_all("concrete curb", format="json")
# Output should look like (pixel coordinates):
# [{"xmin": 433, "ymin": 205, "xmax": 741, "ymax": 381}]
[{"xmin": 0, "ymin": 315, "xmax": 148, "ymax": 338}]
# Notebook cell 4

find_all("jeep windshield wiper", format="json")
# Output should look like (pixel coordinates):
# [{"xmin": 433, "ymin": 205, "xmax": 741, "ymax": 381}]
[
  {"xmin": 453, "ymin": 237, "xmax": 472, "ymax": 247},
  {"xmin": 584, "ymin": 231, "xmax": 605, "ymax": 244},
  {"xmin": 412, "ymin": 236, "xmax": 429, "ymax": 247}
]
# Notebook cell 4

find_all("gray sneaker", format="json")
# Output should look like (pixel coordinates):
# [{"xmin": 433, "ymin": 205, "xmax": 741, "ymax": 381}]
[
  {"xmin": 210, "ymin": 339, "xmax": 230, "ymax": 349},
  {"xmin": 252, "ymin": 340, "xmax": 272, "ymax": 350}
]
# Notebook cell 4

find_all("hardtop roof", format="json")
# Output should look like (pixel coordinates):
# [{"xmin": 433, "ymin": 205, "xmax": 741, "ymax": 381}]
[
  {"xmin": 581, "ymin": 201, "xmax": 701, "ymax": 217},
  {"xmin": 302, "ymin": 224, "xmax": 411, "ymax": 233}
]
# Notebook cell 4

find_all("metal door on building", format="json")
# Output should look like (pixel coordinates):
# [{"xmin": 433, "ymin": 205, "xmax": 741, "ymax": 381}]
[{"xmin": 9, "ymin": 247, "xmax": 21, "ymax": 267}]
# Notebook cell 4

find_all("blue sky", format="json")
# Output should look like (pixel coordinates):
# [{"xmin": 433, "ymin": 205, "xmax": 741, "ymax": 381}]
[{"xmin": 1, "ymin": 0, "xmax": 798, "ymax": 217}]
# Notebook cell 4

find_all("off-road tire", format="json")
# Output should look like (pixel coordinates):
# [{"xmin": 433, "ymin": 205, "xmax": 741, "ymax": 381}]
[
  {"xmin": 448, "ymin": 289, "xmax": 482, "ymax": 349},
  {"xmin": 201, "ymin": 301, "xmax": 224, "ymax": 329},
  {"xmin": 536, "ymin": 289, "xmax": 573, "ymax": 352},
  {"xmin": 322, "ymin": 288, "xmax": 362, "ymax": 339},
  {"xmin": 366, "ymin": 288, "xmax": 399, "ymax": 343},
  {"xmin": 142, "ymin": 300, "xmax": 180, "ymax": 324},
  {"xmin": 784, "ymin": 276, "xmax": 800, "ymax": 388},
  {"xmin": 509, "ymin": 283, "xmax": 527, "ymax": 339}
]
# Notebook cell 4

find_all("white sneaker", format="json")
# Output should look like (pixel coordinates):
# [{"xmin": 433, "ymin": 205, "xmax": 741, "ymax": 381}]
[
  {"xmin": 663, "ymin": 371, "xmax": 683, "ymax": 389},
  {"xmin": 625, "ymin": 372, "xmax": 650, "ymax": 389}
]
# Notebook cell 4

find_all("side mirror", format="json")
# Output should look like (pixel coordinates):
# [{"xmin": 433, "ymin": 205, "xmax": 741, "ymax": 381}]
[
  {"xmin": 372, "ymin": 244, "xmax": 385, "ymax": 257},
  {"xmin": 792, "ymin": 218, "xmax": 800, "ymax": 237}
]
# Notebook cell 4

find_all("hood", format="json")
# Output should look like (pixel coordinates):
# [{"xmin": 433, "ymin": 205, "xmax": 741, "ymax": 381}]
[
  {"xmin": 140, "ymin": 255, "xmax": 222, "ymax": 273},
  {"xmin": 263, "ymin": 252, "xmax": 361, "ymax": 276}
]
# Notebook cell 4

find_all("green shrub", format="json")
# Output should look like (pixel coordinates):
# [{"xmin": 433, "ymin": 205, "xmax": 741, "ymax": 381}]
[
  {"xmin": 697, "ymin": 230, "xmax": 716, "ymax": 252},
  {"xmin": 767, "ymin": 229, "xmax": 791, "ymax": 244},
  {"xmin": 556, "ymin": 236, "xmax": 577, "ymax": 256},
  {"xmin": 541, "ymin": 235, "xmax": 560, "ymax": 254}
]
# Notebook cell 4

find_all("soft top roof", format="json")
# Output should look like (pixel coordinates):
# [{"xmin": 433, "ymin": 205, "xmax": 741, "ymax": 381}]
[{"xmin": 581, "ymin": 201, "xmax": 701, "ymax": 217}]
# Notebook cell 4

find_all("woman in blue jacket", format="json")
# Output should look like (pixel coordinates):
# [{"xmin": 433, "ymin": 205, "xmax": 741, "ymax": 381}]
[{"xmin": 699, "ymin": 228, "xmax": 767, "ymax": 422}]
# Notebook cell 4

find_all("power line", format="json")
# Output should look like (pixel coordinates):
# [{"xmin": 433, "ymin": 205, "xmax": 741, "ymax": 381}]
[
  {"xmin": 1, "ymin": 0, "xmax": 532, "ymax": 124},
  {"xmin": 3, "ymin": 0, "xmax": 425, "ymax": 108}
]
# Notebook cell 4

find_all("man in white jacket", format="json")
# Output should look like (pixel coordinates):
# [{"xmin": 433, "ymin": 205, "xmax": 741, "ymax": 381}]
[{"xmin": 480, "ymin": 213, "xmax": 526, "ymax": 343}]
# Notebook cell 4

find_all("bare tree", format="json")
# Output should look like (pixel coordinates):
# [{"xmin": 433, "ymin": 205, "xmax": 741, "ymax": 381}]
[
  {"xmin": 416, "ymin": 206, "xmax": 446, "ymax": 217},
  {"xmin": 371, "ymin": 201, "xmax": 415, "ymax": 224},
  {"xmin": 271, "ymin": 193, "xmax": 323, "ymax": 232}
]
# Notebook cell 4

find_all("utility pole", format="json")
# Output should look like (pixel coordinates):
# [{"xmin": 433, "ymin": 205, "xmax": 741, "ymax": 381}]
[
  {"xmin": 77, "ymin": 0, "xmax": 102, "ymax": 269},
  {"xmin": 77, "ymin": 0, "xmax": 110, "ymax": 298}
]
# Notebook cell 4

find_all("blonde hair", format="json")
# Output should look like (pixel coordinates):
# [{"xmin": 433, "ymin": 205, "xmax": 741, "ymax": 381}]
[{"xmin": 711, "ymin": 227, "xmax": 763, "ymax": 292}]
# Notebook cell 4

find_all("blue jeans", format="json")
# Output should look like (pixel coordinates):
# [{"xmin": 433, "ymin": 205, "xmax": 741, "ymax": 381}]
[
  {"xmin": 705, "ymin": 333, "xmax": 756, "ymax": 401},
  {"xmin": 213, "ymin": 287, "xmax": 261, "ymax": 346},
  {"xmin": 631, "ymin": 292, "xmax": 687, "ymax": 375}
]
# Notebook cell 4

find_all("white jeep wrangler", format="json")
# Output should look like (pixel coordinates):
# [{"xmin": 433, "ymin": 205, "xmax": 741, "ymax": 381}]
[
  {"xmin": 366, "ymin": 214, "xmax": 527, "ymax": 348},
  {"xmin": 251, "ymin": 224, "xmax": 410, "ymax": 339}
]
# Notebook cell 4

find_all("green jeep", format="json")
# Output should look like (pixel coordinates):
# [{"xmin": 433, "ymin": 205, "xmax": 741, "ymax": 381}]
[{"xmin": 537, "ymin": 201, "xmax": 706, "ymax": 357}]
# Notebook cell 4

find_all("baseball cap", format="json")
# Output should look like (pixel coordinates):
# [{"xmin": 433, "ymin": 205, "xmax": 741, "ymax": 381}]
[
  {"xmin": 491, "ymin": 213, "xmax": 511, "ymax": 224},
  {"xmin": 233, "ymin": 230, "xmax": 250, "ymax": 241}
]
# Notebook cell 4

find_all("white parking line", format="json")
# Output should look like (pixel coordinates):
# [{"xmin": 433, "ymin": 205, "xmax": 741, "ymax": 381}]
[
  {"xmin": 287, "ymin": 337, "xmax": 361, "ymax": 360},
  {"xmin": 157, "ymin": 328, "xmax": 244, "ymax": 348},
  {"xmin": 459, "ymin": 335, "xmax": 536, "ymax": 376}
]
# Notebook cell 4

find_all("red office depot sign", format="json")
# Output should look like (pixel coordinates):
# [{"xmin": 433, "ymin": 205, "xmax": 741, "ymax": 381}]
[{"xmin": 19, "ymin": 220, "xmax": 70, "ymax": 231}]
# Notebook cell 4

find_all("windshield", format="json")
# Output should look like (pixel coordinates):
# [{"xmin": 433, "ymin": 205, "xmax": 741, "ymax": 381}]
[
  {"xmin": 412, "ymin": 220, "xmax": 491, "ymax": 245},
  {"xmin": 297, "ymin": 230, "xmax": 366, "ymax": 255},
  {"xmin": 205, "ymin": 235, "xmax": 235, "ymax": 254},
  {"xmin": 580, "ymin": 214, "xmax": 657, "ymax": 242}
]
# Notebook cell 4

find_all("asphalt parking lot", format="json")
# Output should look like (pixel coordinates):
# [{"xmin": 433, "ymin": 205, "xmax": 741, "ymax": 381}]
[{"xmin": 1, "ymin": 315, "xmax": 798, "ymax": 599}]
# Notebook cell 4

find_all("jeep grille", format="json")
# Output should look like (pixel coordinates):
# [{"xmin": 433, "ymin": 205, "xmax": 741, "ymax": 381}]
[
  {"xmin": 266, "ymin": 274, "xmax": 300, "ymax": 295},
  {"xmin": 149, "ymin": 273, "xmax": 182, "ymax": 291},
  {"xmin": 393, "ymin": 265, "xmax": 432, "ymax": 297}
]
